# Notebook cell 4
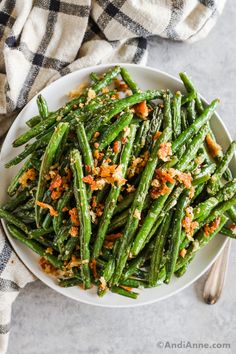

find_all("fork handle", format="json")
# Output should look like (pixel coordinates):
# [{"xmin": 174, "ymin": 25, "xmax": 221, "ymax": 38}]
[{"xmin": 203, "ymin": 239, "xmax": 231, "ymax": 305}]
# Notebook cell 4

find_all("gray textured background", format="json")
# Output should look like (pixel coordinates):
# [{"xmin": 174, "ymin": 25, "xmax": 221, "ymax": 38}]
[{"xmin": 7, "ymin": 1, "xmax": 236, "ymax": 353}]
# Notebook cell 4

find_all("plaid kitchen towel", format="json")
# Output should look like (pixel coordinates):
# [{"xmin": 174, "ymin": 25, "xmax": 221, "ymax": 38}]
[{"xmin": 0, "ymin": 0, "xmax": 226, "ymax": 352}]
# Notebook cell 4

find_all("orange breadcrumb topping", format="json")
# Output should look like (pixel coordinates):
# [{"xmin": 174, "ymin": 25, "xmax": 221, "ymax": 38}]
[
  {"xmin": 119, "ymin": 285, "xmax": 133, "ymax": 292},
  {"xmin": 68, "ymin": 83, "xmax": 87, "ymax": 98},
  {"xmin": 39, "ymin": 257, "xmax": 59, "ymax": 275},
  {"xmin": 157, "ymin": 142, "xmax": 172, "ymax": 162},
  {"xmin": 49, "ymin": 174, "xmax": 63, "ymax": 200},
  {"xmin": 90, "ymin": 259, "xmax": 98, "ymax": 279},
  {"xmin": 100, "ymin": 164, "xmax": 117, "ymax": 178},
  {"xmin": 177, "ymin": 171, "xmax": 192, "ymax": 189},
  {"xmin": 113, "ymin": 140, "xmax": 121, "ymax": 153},
  {"xmin": 36, "ymin": 201, "xmax": 58, "ymax": 216},
  {"xmin": 66, "ymin": 255, "xmax": 80, "ymax": 269},
  {"xmin": 182, "ymin": 207, "xmax": 199, "ymax": 237},
  {"xmin": 105, "ymin": 233, "xmax": 123, "ymax": 241},
  {"xmin": 229, "ymin": 224, "xmax": 236, "ymax": 231},
  {"xmin": 82, "ymin": 175, "xmax": 98, "ymax": 190},
  {"xmin": 93, "ymin": 131, "xmax": 100, "ymax": 139},
  {"xmin": 69, "ymin": 207, "xmax": 80, "ymax": 226},
  {"xmin": 19, "ymin": 168, "xmax": 37, "ymax": 187},
  {"xmin": 45, "ymin": 247, "xmax": 53, "ymax": 255},
  {"xmin": 205, "ymin": 133, "xmax": 222, "ymax": 158},
  {"xmin": 83, "ymin": 163, "xmax": 126, "ymax": 190},
  {"xmin": 91, "ymin": 196, "xmax": 97, "ymax": 209},
  {"xmin": 189, "ymin": 186, "xmax": 195, "ymax": 199},
  {"xmin": 103, "ymin": 240, "xmax": 114, "ymax": 249},
  {"xmin": 133, "ymin": 101, "xmax": 149, "ymax": 119},
  {"xmin": 69, "ymin": 226, "xmax": 79, "ymax": 237},
  {"xmin": 85, "ymin": 165, "xmax": 92, "ymax": 173},
  {"xmin": 127, "ymin": 151, "xmax": 149, "ymax": 178},
  {"xmin": 150, "ymin": 168, "xmax": 193, "ymax": 199},
  {"xmin": 114, "ymin": 79, "xmax": 128, "ymax": 92},
  {"xmin": 99, "ymin": 276, "xmax": 107, "ymax": 291},
  {"xmin": 179, "ymin": 248, "xmax": 187, "ymax": 258},
  {"xmin": 51, "ymin": 190, "xmax": 62, "ymax": 200},
  {"xmin": 153, "ymin": 131, "xmax": 162, "ymax": 141},
  {"xmin": 126, "ymin": 184, "xmax": 135, "ymax": 193},
  {"xmin": 102, "ymin": 87, "xmax": 109, "ymax": 94},
  {"xmin": 96, "ymin": 203, "xmax": 104, "ymax": 217},
  {"xmin": 204, "ymin": 217, "xmax": 221, "ymax": 237}
]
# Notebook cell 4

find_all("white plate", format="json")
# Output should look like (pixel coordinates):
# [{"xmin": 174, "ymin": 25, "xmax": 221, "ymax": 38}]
[{"xmin": 0, "ymin": 64, "xmax": 234, "ymax": 307}]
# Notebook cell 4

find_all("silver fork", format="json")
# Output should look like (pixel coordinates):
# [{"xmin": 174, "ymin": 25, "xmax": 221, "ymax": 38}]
[{"xmin": 203, "ymin": 239, "xmax": 231, "ymax": 304}]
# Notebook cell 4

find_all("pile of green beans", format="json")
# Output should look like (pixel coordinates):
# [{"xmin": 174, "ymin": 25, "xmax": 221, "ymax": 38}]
[{"xmin": 1, "ymin": 66, "xmax": 236, "ymax": 300}]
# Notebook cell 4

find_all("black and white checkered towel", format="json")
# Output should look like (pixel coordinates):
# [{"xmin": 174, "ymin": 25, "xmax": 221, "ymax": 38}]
[{"xmin": 0, "ymin": 0, "xmax": 226, "ymax": 352}]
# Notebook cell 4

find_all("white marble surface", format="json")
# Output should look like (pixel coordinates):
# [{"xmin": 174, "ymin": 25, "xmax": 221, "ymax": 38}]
[{"xmin": 7, "ymin": 1, "xmax": 236, "ymax": 353}]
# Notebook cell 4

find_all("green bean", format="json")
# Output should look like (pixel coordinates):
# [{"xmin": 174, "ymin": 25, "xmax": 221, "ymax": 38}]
[
  {"xmin": 133, "ymin": 120, "xmax": 150, "ymax": 157},
  {"xmin": 26, "ymin": 115, "xmax": 41, "ymax": 128},
  {"xmin": 7, "ymin": 159, "xmax": 32, "ymax": 196},
  {"xmin": 172, "ymin": 91, "xmax": 182, "ymax": 139},
  {"xmin": 227, "ymin": 208, "xmax": 236, "ymax": 223},
  {"xmin": 108, "ymin": 209, "xmax": 129, "ymax": 232},
  {"xmin": 175, "ymin": 264, "xmax": 188, "ymax": 277},
  {"xmin": 58, "ymin": 277, "xmax": 82, "ymax": 287},
  {"xmin": 2, "ymin": 190, "xmax": 30, "ymax": 211},
  {"xmin": 90, "ymin": 72, "xmax": 100, "ymax": 83},
  {"xmin": 120, "ymin": 278, "xmax": 148, "ymax": 288},
  {"xmin": 70, "ymin": 149, "xmax": 92, "ymax": 289},
  {"xmin": 35, "ymin": 122, "xmax": 69, "ymax": 225},
  {"xmin": 176, "ymin": 124, "xmax": 209, "ymax": 170},
  {"xmin": 207, "ymin": 141, "xmax": 236, "ymax": 195},
  {"xmin": 149, "ymin": 213, "xmax": 172, "ymax": 286},
  {"xmin": 37, "ymin": 94, "xmax": 49, "ymax": 119},
  {"xmin": 131, "ymin": 185, "xmax": 174, "ymax": 257},
  {"xmin": 98, "ymin": 111, "xmax": 133, "ymax": 151},
  {"xmin": 0, "ymin": 208, "xmax": 30, "ymax": 234},
  {"xmin": 186, "ymin": 100, "xmax": 196, "ymax": 124},
  {"xmin": 14, "ymin": 210, "xmax": 35, "ymax": 224},
  {"xmin": 97, "ymin": 258, "xmax": 116, "ymax": 296},
  {"xmin": 76, "ymin": 119, "xmax": 94, "ymax": 200},
  {"xmin": 112, "ymin": 127, "xmax": 172, "ymax": 285},
  {"xmin": 176, "ymin": 215, "xmax": 228, "ymax": 271},
  {"xmin": 221, "ymin": 226, "xmax": 236, "ymax": 239},
  {"xmin": 165, "ymin": 191, "xmax": 190, "ymax": 283},
  {"xmin": 196, "ymin": 194, "xmax": 236, "ymax": 235},
  {"xmin": 181, "ymin": 109, "xmax": 188, "ymax": 132},
  {"xmin": 163, "ymin": 91, "xmax": 172, "ymax": 130},
  {"xmin": 113, "ymin": 193, "xmax": 135, "ymax": 216},
  {"xmin": 13, "ymin": 66, "xmax": 121, "ymax": 147},
  {"xmin": 53, "ymin": 188, "xmax": 73, "ymax": 235},
  {"xmin": 181, "ymin": 91, "xmax": 196, "ymax": 105},
  {"xmin": 29, "ymin": 227, "xmax": 54, "ymax": 239},
  {"xmin": 145, "ymin": 106, "xmax": 163, "ymax": 151},
  {"xmin": 192, "ymin": 163, "xmax": 216, "ymax": 186},
  {"xmin": 120, "ymin": 67, "xmax": 140, "ymax": 93},
  {"xmin": 5, "ymin": 131, "xmax": 53, "ymax": 168},
  {"xmin": 194, "ymin": 179, "xmax": 236, "ymax": 222},
  {"xmin": 172, "ymin": 99, "xmax": 219, "ymax": 153},
  {"xmin": 54, "ymin": 225, "xmax": 71, "ymax": 253},
  {"xmin": 7, "ymin": 224, "xmax": 63, "ymax": 269},
  {"xmin": 122, "ymin": 242, "xmax": 154, "ymax": 280},
  {"xmin": 76, "ymin": 119, "xmax": 94, "ymax": 172},
  {"xmin": 180, "ymin": 72, "xmax": 232, "ymax": 181},
  {"xmin": 93, "ymin": 123, "xmax": 137, "ymax": 259},
  {"xmin": 86, "ymin": 89, "xmax": 162, "ymax": 140},
  {"xmin": 42, "ymin": 212, "xmax": 53, "ymax": 230},
  {"xmin": 110, "ymin": 286, "xmax": 138, "ymax": 299}
]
